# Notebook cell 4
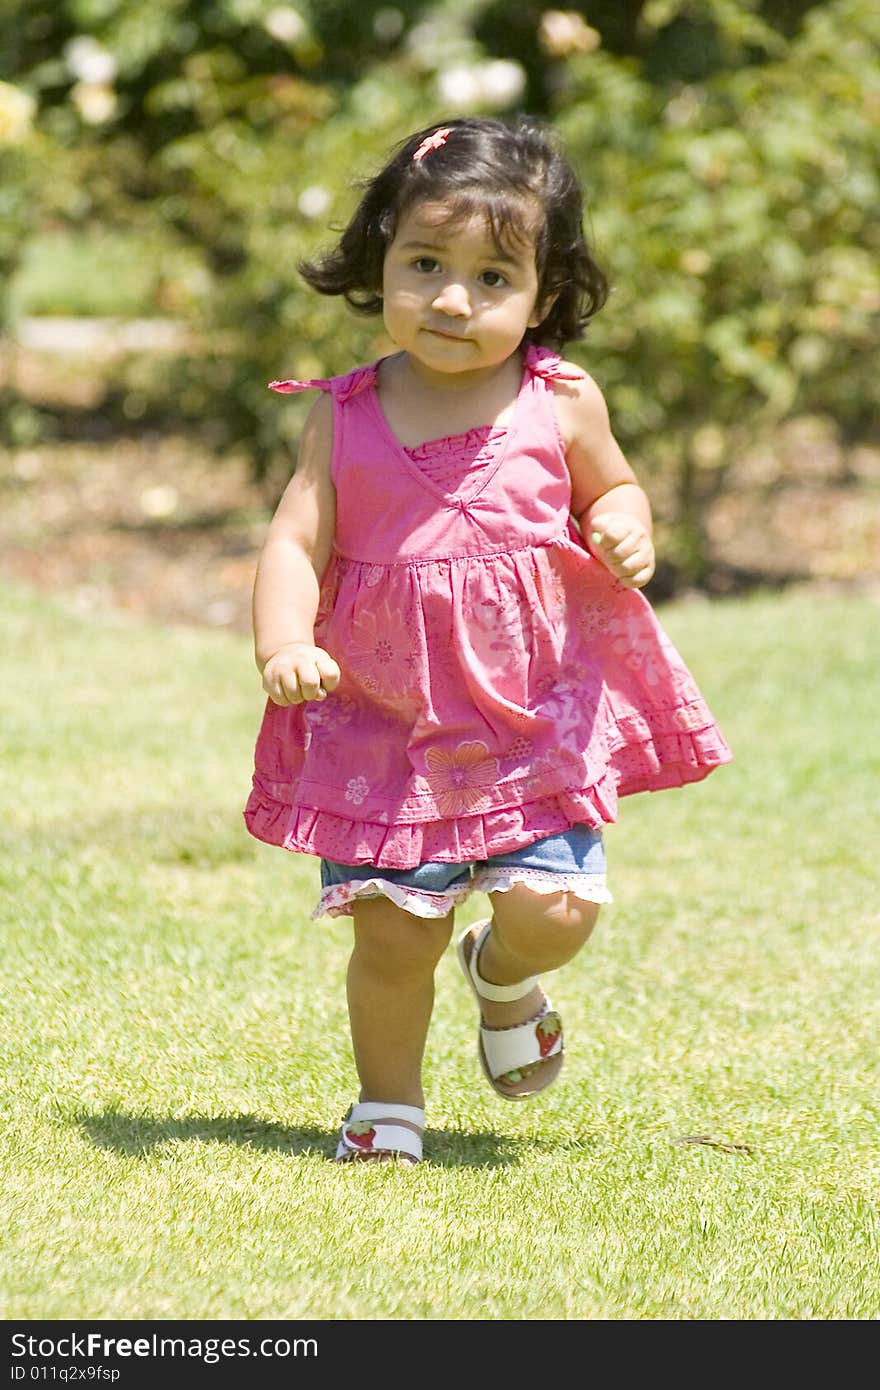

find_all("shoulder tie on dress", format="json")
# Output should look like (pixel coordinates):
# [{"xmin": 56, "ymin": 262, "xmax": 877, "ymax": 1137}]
[
  {"xmin": 523, "ymin": 343, "xmax": 587, "ymax": 382},
  {"xmin": 270, "ymin": 351, "xmax": 581, "ymax": 397},
  {"xmin": 268, "ymin": 363, "xmax": 378, "ymax": 403}
]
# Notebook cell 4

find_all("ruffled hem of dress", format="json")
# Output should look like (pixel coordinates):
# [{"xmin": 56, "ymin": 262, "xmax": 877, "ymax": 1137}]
[
  {"xmin": 244, "ymin": 716, "xmax": 727, "ymax": 869},
  {"xmin": 244, "ymin": 781, "xmax": 610, "ymax": 870}
]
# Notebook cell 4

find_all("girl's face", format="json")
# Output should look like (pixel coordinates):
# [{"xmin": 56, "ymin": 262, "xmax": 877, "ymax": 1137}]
[{"xmin": 381, "ymin": 199, "xmax": 546, "ymax": 386}]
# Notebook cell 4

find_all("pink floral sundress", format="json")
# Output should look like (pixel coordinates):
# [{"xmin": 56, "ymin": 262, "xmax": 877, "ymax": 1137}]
[{"xmin": 244, "ymin": 345, "xmax": 731, "ymax": 868}]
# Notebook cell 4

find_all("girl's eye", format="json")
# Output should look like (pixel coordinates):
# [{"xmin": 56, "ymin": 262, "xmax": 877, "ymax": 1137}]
[
  {"xmin": 480, "ymin": 270, "xmax": 508, "ymax": 289},
  {"xmin": 413, "ymin": 257, "xmax": 440, "ymax": 274}
]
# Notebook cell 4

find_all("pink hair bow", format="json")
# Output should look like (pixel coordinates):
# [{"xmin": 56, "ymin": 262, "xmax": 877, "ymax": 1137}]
[{"xmin": 412, "ymin": 127, "xmax": 452, "ymax": 162}]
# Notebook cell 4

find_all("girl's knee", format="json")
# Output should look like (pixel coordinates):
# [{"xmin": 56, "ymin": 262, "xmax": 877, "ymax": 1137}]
[
  {"xmin": 490, "ymin": 886, "xmax": 600, "ymax": 963},
  {"xmin": 352, "ymin": 897, "xmax": 453, "ymax": 972}
]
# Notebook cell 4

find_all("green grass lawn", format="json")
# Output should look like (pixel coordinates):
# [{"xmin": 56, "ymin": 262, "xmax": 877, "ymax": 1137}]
[{"xmin": 1, "ymin": 581, "xmax": 878, "ymax": 1320}]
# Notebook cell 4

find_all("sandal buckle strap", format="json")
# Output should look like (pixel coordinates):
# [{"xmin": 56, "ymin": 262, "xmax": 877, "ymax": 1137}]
[
  {"xmin": 465, "ymin": 920, "xmax": 539, "ymax": 1002},
  {"xmin": 343, "ymin": 1101, "xmax": 425, "ymax": 1126}
]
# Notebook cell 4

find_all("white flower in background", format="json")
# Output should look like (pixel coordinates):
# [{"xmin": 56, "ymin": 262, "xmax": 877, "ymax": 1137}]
[
  {"xmin": 479, "ymin": 59, "xmax": 526, "ymax": 107},
  {"xmin": 437, "ymin": 65, "xmax": 483, "ymax": 108},
  {"xmin": 72, "ymin": 82, "xmax": 117, "ymax": 125},
  {"xmin": 0, "ymin": 81, "xmax": 36, "ymax": 144},
  {"xmin": 64, "ymin": 36, "xmax": 118, "ymax": 85},
  {"xmin": 297, "ymin": 185, "xmax": 331, "ymax": 219},
  {"xmin": 438, "ymin": 59, "xmax": 526, "ymax": 111},
  {"xmin": 538, "ymin": 11, "xmax": 601, "ymax": 58},
  {"xmin": 264, "ymin": 7, "xmax": 306, "ymax": 44}
]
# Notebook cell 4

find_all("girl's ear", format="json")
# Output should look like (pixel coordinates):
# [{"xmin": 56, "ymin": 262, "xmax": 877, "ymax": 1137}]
[{"xmin": 528, "ymin": 291, "xmax": 558, "ymax": 330}]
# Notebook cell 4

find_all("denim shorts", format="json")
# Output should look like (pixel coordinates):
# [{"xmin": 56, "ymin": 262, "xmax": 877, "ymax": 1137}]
[{"xmin": 314, "ymin": 824, "xmax": 612, "ymax": 919}]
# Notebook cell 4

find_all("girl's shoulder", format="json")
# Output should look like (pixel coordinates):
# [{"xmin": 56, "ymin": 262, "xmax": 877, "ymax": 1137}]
[{"xmin": 525, "ymin": 345, "xmax": 609, "ymax": 433}]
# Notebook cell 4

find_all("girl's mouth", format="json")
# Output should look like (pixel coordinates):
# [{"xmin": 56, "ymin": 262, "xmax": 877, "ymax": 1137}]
[{"xmin": 424, "ymin": 327, "xmax": 471, "ymax": 341}]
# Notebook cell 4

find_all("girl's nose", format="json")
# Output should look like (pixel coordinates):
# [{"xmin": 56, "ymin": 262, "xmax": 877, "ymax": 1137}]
[{"xmin": 432, "ymin": 281, "xmax": 471, "ymax": 317}]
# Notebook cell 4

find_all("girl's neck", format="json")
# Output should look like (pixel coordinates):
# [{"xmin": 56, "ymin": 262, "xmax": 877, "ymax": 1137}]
[
  {"xmin": 377, "ymin": 350, "xmax": 524, "ymax": 449},
  {"xmin": 400, "ymin": 351, "xmax": 516, "ymax": 395}
]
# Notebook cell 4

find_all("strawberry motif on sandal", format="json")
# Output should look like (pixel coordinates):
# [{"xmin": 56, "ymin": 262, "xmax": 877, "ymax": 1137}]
[
  {"xmin": 345, "ymin": 1120, "xmax": 376, "ymax": 1150},
  {"xmin": 536, "ymin": 1011, "xmax": 562, "ymax": 1057}
]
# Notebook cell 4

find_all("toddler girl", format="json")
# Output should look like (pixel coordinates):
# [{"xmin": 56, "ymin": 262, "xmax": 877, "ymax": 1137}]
[{"xmin": 244, "ymin": 116, "xmax": 731, "ymax": 1164}]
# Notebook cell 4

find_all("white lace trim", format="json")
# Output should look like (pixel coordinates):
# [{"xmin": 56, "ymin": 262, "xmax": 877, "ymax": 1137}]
[
  {"xmin": 312, "ymin": 876, "xmax": 471, "ymax": 920},
  {"xmin": 313, "ymin": 867, "xmax": 612, "ymax": 918},
  {"xmin": 470, "ymin": 868, "xmax": 613, "ymax": 904}
]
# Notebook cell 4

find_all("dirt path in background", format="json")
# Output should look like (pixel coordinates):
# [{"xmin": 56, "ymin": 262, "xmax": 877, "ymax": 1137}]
[{"xmin": 1, "ymin": 431, "xmax": 263, "ymax": 632}]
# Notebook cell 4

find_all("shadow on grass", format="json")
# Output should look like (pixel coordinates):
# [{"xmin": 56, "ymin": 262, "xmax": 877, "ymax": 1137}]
[{"xmin": 73, "ymin": 1108, "xmax": 535, "ymax": 1168}]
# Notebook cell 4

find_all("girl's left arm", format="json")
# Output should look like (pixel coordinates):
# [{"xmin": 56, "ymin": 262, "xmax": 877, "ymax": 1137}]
[{"xmin": 555, "ymin": 372, "xmax": 656, "ymax": 590}]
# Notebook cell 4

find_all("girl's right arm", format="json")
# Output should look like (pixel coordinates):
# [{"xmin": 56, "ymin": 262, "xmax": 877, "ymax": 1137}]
[{"xmin": 252, "ymin": 393, "xmax": 341, "ymax": 706}]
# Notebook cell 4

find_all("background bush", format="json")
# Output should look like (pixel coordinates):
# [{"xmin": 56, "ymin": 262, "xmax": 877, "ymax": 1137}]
[{"xmin": 3, "ymin": 0, "xmax": 878, "ymax": 576}]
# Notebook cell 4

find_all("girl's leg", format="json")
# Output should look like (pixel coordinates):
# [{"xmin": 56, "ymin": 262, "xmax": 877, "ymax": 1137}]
[
  {"xmin": 347, "ymin": 897, "xmax": 455, "ymax": 1109},
  {"xmin": 477, "ymin": 886, "xmax": 600, "ymax": 1097}
]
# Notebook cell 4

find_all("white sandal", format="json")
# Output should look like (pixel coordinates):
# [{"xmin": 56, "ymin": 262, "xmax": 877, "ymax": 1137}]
[
  {"xmin": 456, "ymin": 919, "xmax": 563, "ymax": 1102},
  {"xmin": 335, "ymin": 1101, "xmax": 425, "ymax": 1164}
]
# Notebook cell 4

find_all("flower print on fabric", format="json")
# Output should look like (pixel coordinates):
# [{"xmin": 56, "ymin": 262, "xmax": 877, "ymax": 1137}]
[
  {"xmin": 315, "ymin": 559, "xmax": 341, "ymax": 629},
  {"xmin": 305, "ymin": 694, "xmax": 357, "ymax": 733},
  {"xmin": 527, "ymin": 746, "xmax": 584, "ymax": 790},
  {"xmin": 535, "ymin": 552, "xmax": 569, "ymax": 630},
  {"xmin": 303, "ymin": 693, "xmax": 358, "ymax": 768},
  {"xmin": 423, "ymin": 740, "xmax": 500, "ymax": 816},
  {"xmin": 498, "ymin": 734, "xmax": 538, "ymax": 779},
  {"xmin": 608, "ymin": 611, "xmax": 664, "ymax": 687},
  {"xmin": 576, "ymin": 594, "xmax": 614, "ymax": 643},
  {"xmin": 466, "ymin": 589, "xmax": 535, "ymax": 682},
  {"xmin": 505, "ymin": 735, "xmax": 533, "ymax": 764},
  {"xmin": 536, "ymin": 663, "xmax": 600, "ymax": 748},
  {"xmin": 347, "ymin": 598, "xmax": 418, "ymax": 700},
  {"xmin": 423, "ymin": 618, "xmax": 460, "ymax": 691},
  {"xmin": 345, "ymin": 776, "xmax": 370, "ymax": 806}
]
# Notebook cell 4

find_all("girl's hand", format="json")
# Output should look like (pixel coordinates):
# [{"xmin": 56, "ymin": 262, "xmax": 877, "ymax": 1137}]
[
  {"xmin": 589, "ymin": 512, "xmax": 656, "ymax": 589},
  {"xmin": 261, "ymin": 641, "xmax": 341, "ymax": 706}
]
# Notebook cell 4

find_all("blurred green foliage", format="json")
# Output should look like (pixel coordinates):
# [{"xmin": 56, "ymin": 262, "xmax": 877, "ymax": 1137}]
[
  {"xmin": 12, "ymin": 229, "xmax": 172, "ymax": 317},
  {"xmin": 2, "ymin": 0, "xmax": 878, "ymax": 575}
]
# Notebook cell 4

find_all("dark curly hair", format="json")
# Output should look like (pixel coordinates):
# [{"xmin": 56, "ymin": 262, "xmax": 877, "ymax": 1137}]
[{"xmin": 299, "ymin": 116, "xmax": 608, "ymax": 348}]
